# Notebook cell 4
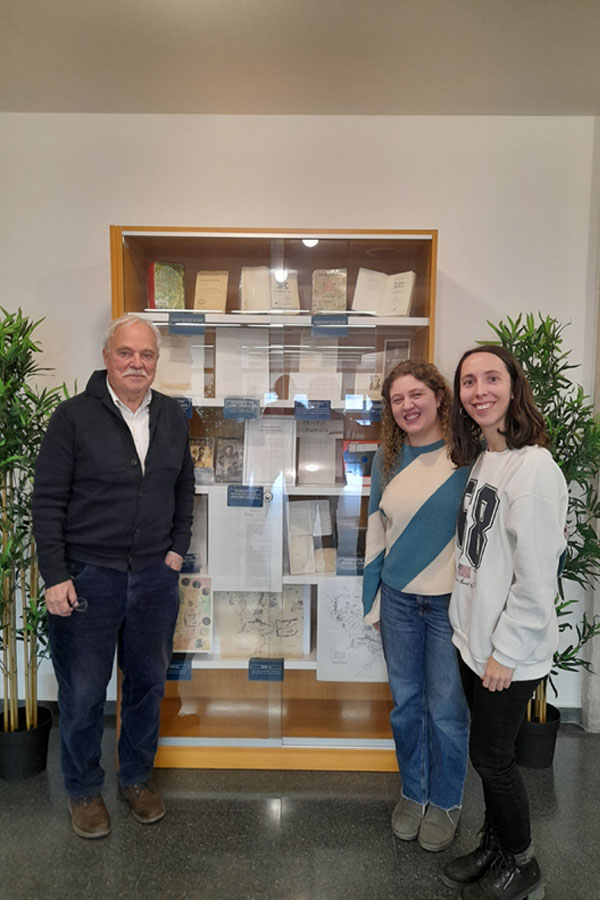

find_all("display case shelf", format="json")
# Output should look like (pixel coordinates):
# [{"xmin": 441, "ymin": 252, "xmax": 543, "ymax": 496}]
[
  {"xmin": 195, "ymin": 484, "xmax": 369, "ymax": 497},
  {"xmin": 189, "ymin": 653, "xmax": 317, "ymax": 671},
  {"xmin": 139, "ymin": 309, "xmax": 430, "ymax": 329}
]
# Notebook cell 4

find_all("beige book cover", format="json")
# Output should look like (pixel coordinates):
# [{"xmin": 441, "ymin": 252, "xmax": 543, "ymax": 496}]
[
  {"xmin": 352, "ymin": 267, "xmax": 416, "ymax": 316},
  {"xmin": 311, "ymin": 268, "xmax": 347, "ymax": 313},
  {"xmin": 240, "ymin": 266, "xmax": 271, "ymax": 311},
  {"xmin": 270, "ymin": 270, "xmax": 300, "ymax": 311},
  {"xmin": 148, "ymin": 261, "xmax": 185, "ymax": 310},
  {"xmin": 193, "ymin": 270, "xmax": 229, "ymax": 311}
]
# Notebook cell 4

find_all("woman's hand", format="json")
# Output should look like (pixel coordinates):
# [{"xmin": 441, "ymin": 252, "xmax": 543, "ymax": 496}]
[{"xmin": 482, "ymin": 657, "xmax": 514, "ymax": 692}]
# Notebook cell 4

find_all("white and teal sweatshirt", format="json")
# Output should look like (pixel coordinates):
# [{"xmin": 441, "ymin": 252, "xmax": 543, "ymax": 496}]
[
  {"xmin": 449, "ymin": 445, "xmax": 568, "ymax": 682},
  {"xmin": 362, "ymin": 440, "xmax": 470, "ymax": 625}
]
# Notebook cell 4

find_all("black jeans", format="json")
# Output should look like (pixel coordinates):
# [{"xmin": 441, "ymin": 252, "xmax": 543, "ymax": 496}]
[{"xmin": 458, "ymin": 655, "xmax": 540, "ymax": 855}]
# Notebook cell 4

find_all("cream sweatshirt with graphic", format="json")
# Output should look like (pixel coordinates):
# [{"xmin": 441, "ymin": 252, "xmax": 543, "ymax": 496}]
[{"xmin": 449, "ymin": 445, "xmax": 568, "ymax": 682}]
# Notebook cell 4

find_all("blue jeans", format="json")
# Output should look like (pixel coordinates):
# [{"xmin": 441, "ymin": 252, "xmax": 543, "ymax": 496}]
[
  {"xmin": 48, "ymin": 559, "xmax": 180, "ymax": 798},
  {"xmin": 380, "ymin": 583, "xmax": 469, "ymax": 810},
  {"xmin": 459, "ymin": 657, "xmax": 540, "ymax": 854}
]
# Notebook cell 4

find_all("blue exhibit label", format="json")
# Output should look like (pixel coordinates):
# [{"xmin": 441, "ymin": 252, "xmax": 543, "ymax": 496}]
[
  {"xmin": 168, "ymin": 311, "xmax": 206, "ymax": 335},
  {"xmin": 181, "ymin": 552, "xmax": 200, "ymax": 574},
  {"xmin": 166, "ymin": 655, "xmax": 193, "ymax": 681},
  {"xmin": 224, "ymin": 397, "xmax": 260, "ymax": 420},
  {"xmin": 248, "ymin": 657, "xmax": 284, "ymax": 682},
  {"xmin": 294, "ymin": 400, "xmax": 331, "ymax": 421},
  {"xmin": 175, "ymin": 397, "xmax": 193, "ymax": 419},
  {"xmin": 311, "ymin": 314, "xmax": 349, "ymax": 337},
  {"xmin": 227, "ymin": 485, "xmax": 264, "ymax": 507},
  {"xmin": 366, "ymin": 401, "xmax": 383, "ymax": 423},
  {"xmin": 336, "ymin": 555, "xmax": 366, "ymax": 576}
]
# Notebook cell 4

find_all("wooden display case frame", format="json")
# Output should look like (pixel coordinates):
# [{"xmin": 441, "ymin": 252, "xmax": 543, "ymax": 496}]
[{"xmin": 110, "ymin": 226, "xmax": 437, "ymax": 771}]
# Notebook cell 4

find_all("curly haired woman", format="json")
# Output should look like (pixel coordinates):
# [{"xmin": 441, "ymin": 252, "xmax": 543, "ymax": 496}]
[{"xmin": 362, "ymin": 359, "xmax": 471, "ymax": 852}]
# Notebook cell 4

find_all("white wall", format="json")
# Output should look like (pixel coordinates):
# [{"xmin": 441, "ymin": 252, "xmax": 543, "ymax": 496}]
[{"xmin": 1, "ymin": 113, "xmax": 598, "ymax": 706}]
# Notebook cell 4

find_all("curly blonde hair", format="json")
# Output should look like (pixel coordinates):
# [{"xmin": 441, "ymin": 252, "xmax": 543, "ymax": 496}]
[{"xmin": 380, "ymin": 359, "xmax": 452, "ymax": 482}]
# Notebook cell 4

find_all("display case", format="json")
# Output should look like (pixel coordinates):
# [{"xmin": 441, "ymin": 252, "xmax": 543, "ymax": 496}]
[{"xmin": 110, "ymin": 227, "xmax": 437, "ymax": 770}]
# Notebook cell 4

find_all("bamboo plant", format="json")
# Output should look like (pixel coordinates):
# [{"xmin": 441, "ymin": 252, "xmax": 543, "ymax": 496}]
[
  {"xmin": 0, "ymin": 308, "xmax": 65, "ymax": 733},
  {"xmin": 485, "ymin": 313, "xmax": 600, "ymax": 723}
]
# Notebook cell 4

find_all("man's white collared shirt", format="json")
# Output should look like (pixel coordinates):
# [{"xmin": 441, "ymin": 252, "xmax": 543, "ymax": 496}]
[{"xmin": 106, "ymin": 378, "xmax": 151, "ymax": 474}]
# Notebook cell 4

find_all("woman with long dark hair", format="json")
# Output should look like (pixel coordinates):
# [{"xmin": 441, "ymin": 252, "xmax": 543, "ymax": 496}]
[
  {"xmin": 362, "ymin": 359, "xmax": 471, "ymax": 852},
  {"xmin": 443, "ymin": 345, "xmax": 567, "ymax": 900}
]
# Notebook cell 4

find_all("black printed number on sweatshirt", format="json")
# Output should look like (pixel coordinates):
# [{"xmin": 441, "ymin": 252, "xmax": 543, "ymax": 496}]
[
  {"xmin": 456, "ymin": 478, "xmax": 476, "ymax": 550},
  {"xmin": 457, "ymin": 481, "xmax": 500, "ymax": 569}
]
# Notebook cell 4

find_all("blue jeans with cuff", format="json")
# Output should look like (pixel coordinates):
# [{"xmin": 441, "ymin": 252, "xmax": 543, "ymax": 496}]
[
  {"xmin": 380, "ymin": 583, "xmax": 470, "ymax": 810},
  {"xmin": 48, "ymin": 559, "xmax": 180, "ymax": 799}
]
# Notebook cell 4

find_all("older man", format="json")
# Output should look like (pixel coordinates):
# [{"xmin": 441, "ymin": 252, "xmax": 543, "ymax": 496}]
[{"xmin": 33, "ymin": 315, "xmax": 194, "ymax": 839}]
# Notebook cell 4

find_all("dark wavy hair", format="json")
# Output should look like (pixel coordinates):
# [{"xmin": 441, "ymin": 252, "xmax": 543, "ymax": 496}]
[
  {"xmin": 380, "ymin": 359, "xmax": 452, "ymax": 482},
  {"xmin": 450, "ymin": 345, "xmax": 550, "ymax": 467}
]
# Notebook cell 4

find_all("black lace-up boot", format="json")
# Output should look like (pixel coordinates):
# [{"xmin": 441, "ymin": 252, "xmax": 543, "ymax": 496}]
[
  {"xmin": 459, "ymin": 845, "xmax": 544, "ymax": 900},
  {"xmin": 442, "ymin": 819, "xmax": 499, "ymax": 888}
]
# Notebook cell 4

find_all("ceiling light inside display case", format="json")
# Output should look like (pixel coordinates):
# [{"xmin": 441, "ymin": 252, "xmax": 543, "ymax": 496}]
[{"xmin": 302, "ymin": 239, "xmax": 319, "ymax": 248}]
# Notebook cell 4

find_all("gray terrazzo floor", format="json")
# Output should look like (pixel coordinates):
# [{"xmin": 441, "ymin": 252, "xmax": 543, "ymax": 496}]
[{"xmin": 0, "ymin": 714, "xmax": 598, "ymax": 899}]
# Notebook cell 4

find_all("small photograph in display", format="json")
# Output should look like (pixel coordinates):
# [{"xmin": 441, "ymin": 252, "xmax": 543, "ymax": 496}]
[
  {"xmin": 353, "ymin": 372, "xmax": 384, "ymax": 400},
  {"xmin": 190, "ymin": 437, "xmax": 215, "ymax": 485},
  {"xmin": 214, "ymin": 438, "xmax": 244, "ymax": 483},
  {"xmin": 190, "ymin": 437, "xmax": 214, "ymax": 468}
]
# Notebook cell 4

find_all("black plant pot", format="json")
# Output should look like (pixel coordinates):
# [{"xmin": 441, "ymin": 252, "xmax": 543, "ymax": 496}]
[
  {"xmin": 515, "ymin": 702, "xmax": 560, "ymax": 769},
  {"xmin": 0, "ymin": 704, "xmax": 53, "ymax": 781}
]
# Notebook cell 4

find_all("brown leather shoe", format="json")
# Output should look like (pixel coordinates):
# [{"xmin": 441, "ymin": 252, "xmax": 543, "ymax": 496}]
[
  {"xmin": 119, "ymin": 782, "xmax": 165, "ymax": 824},
  {"xmin": 68, "ymin": 793, "xmax": 111, "ymax": 839}
]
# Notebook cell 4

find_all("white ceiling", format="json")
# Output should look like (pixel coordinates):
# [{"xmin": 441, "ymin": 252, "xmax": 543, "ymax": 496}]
[{"xmin": 2, "ymin": 0, "xmax": 600, "ymax": 115}]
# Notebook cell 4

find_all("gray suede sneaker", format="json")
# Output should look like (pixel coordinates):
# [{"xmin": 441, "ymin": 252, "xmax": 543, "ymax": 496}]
[
  {"xmin": 418, "ymin": 804, "xmax": 460, "ymax": 852},
  {"xmin": 391, "ymin": 796, "xmax": 425, "ymax": 841}
]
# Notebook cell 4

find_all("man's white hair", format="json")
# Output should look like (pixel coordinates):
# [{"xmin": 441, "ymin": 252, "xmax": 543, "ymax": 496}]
[{"xmin": 102, "ymin": 315, "xmax": 161, "ymax": 351}]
